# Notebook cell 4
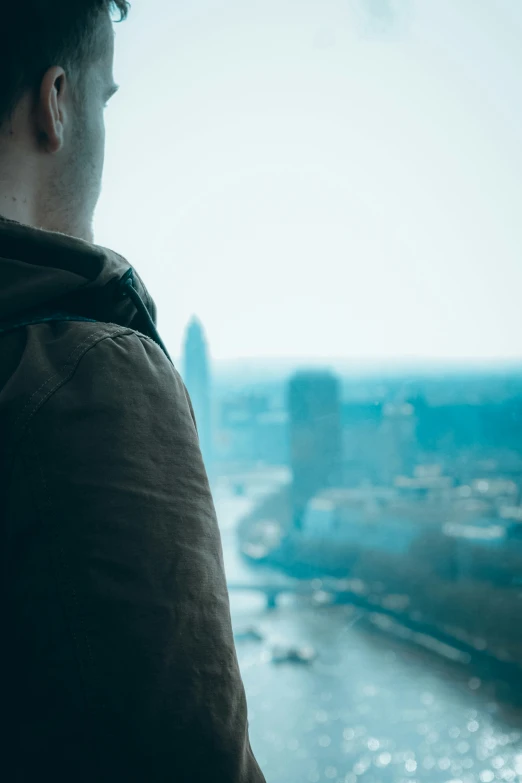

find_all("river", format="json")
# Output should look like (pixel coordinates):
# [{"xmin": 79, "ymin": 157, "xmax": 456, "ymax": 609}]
[{"xmin": 213, "ymin": 479, "xmax": 522, "ymax": 783}]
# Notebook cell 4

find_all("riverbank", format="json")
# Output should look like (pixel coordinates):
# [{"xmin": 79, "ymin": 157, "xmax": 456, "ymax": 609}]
[{"xmin": 237, "ymin": 502, "xmax": 522, "ymax": 692}]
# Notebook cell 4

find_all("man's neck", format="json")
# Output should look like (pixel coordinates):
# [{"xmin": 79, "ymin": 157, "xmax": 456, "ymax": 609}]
[
  {"xmin": 0, "ymin": 145, "xmax": 37, "ymax": 226},
  {"xmin": 0, "ymin": 197, "xmax": 32, "ymax": 225},
  {"xmin": 0, "ymin": 163, "xmax": 34, "ymax": 227}
]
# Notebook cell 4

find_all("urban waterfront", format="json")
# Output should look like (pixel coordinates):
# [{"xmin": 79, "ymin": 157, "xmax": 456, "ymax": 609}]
[{"xmin": 215, "ymin": 486, "xmax": 522, "ymax": 783}]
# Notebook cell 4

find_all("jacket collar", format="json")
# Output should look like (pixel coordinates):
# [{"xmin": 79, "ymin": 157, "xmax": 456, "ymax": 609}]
[{"xmin": 0, "ymin": 215, "xmax": 158, "ymax": 333}]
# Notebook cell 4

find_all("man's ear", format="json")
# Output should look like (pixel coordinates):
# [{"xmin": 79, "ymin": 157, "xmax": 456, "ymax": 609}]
[{"xmin": 36, "ymin": 66, "xmax": 68, "ymax": 153}]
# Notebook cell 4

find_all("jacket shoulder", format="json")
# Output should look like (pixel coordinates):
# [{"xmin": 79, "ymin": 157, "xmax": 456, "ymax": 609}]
[
  {"xmin": 1, "ymin": 321, "xmax": 186, "ymax": 451},
  {"xmin": 3, "ymin": 325, "xmax": 264, "ymax": 781}
]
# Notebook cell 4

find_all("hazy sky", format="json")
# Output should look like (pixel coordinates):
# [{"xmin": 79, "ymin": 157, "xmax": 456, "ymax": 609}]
[{"xmin": 95, "ymin": 0, "xmax": 522, "ymax": 363}]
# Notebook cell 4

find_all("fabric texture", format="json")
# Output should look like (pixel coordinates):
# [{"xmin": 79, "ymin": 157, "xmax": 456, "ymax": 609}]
[{"xmin": 0, "ymin": 216, "xmax": 265, "ymax": 783}]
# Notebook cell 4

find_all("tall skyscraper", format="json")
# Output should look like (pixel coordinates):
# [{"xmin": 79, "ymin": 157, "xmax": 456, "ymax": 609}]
[
  {"xmin": 288, "ymin": 371, "xmax": 343, "ymax": 530},
  {"xmin": 182, "ymin": 317, "xmax": 213, "ymax": 477}
]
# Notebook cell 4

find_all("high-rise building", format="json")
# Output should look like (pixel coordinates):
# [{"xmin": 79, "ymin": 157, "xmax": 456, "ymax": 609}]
[
  {"xmin": 288, "ymin": 371, "xmax": 343, "ymax": 529},
  {"xmin": 182, "ymin": 317, "xmax": 213, "ymax": 476},
  {"xmin": 342, "ymin": 401, "xmax": 384, "ymax": 485}
]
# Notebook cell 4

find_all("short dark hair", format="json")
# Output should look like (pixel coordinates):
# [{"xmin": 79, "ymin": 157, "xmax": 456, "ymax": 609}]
[{"xmin": 0, "ymin": 1, "xmax": 130, "ymax": 128}]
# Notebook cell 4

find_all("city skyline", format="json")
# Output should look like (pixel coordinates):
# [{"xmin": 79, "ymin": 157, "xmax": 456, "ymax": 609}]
[{"xmin": 176, "ymin": 315, "xmax": 522, "ymax": 376}]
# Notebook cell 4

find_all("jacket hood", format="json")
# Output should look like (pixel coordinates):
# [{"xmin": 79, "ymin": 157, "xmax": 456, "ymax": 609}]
[
  {"xmin": 0, "ymin": 215, "xmax": 157, "ymax": 334},
  {"xmin": 0, "ymin": 215, "xmax": 174, "ymax": 363}
]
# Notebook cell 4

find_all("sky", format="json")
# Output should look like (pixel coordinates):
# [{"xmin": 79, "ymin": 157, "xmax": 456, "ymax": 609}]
[{"xmin": 94, "ymin": 0, "xmax": 522, "ymax": 363}]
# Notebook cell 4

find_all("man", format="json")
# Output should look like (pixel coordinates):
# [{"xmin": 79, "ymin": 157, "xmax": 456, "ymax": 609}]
[{"xmin": 0, "ymin": 2, "xmax": 265, "ymax": 781}]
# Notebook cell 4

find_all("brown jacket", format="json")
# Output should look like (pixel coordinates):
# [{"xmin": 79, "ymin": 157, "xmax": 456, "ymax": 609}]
[{"xmin": 0, "ymin": 216, "xmax": 265, "ymax": 783}]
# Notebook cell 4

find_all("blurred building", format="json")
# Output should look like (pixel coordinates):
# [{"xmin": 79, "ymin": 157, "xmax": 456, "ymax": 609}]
[
  {"xmin": 302, "ymin": 487, "xmax": 420, "ymax": 554},
  {"xmin": 214, "ymin": 392, "xmax": 289, "ymax": 467},
  {"xmin": 341, "ymin": 401, "xmax": 383, "ymax": 485},
  {"xmin": 379, "ymin": 401, "xmax": 418, "ymax": 483},
  {"xmin": 288, "ymin": 371, "xmax": 343, "ymax": 530},
  {"xmin": 182, "ymin": 317, "xmax": 213, "ymax": 475},
  {"xmin": 414, "ymin": 396, "xmax": 522, "ymax": 458}
]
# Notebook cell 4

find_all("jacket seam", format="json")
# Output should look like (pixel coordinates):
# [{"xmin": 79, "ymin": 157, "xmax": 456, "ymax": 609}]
[
  {"xmin": 14, "ymin": 328, "xmax": 173, "ymax": 712},
  {"xmin": 12, "ymin": 325, "xmax": 135, "ymax": 438},
  {"xmin": 16, "ymin": 328, "xmax": 182, "ymax": 727}
]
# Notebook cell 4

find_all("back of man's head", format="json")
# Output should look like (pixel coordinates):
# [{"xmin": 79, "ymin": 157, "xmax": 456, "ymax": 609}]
[{"xmin": 0, "ymin": 0, "xmax": 130, "ymax": 242}]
